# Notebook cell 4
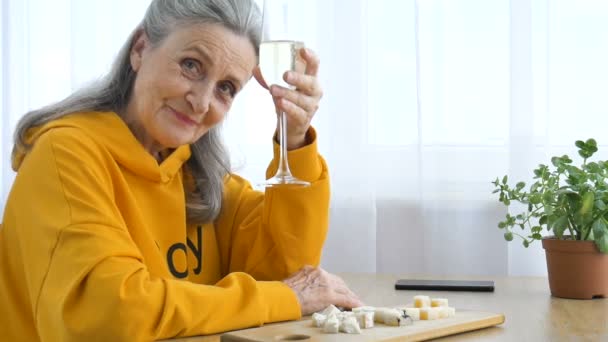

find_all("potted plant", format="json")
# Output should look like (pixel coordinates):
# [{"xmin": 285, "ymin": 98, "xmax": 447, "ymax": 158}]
[{"xmin": 493, "ymin": 138, "xmax": 608, "ymax": 299}]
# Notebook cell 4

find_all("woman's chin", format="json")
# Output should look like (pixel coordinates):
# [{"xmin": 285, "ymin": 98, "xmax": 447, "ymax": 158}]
[
  {"xmin": 157, "ymin": 127, "xmax": 197, "ymax": 147},
  {"xmin": 159, "ymin": 136, "xmax": 192, "ymax": 149}
]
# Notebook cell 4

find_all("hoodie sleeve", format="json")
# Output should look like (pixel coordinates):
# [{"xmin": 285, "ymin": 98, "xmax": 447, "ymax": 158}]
[
  {"xmin": 215, "ymin": 127, "xmax": 330, "ymax": 280},
  {"xmin": 13, "ymin": 128, "xmax": 299, "ymax": 342}
]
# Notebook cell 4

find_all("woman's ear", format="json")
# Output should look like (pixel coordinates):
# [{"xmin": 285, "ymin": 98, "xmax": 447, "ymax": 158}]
[{"xmin": 130, "ymin": 29, "xmax": 148, "ymax": 72}]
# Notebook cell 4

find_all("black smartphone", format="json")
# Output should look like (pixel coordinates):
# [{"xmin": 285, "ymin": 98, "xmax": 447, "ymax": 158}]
[{"xmin": 395, "ymin": 279, "xmax": 495, "ymax": 292}]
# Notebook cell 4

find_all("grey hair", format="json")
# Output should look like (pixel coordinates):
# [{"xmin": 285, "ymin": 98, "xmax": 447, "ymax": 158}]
[{"xmin": 13, "ymin": 0, "xmax": 262, "ymax": 224}]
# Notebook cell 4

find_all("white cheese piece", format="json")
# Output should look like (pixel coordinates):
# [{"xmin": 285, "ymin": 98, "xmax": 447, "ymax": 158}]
[
  {"xmin": 322, "ymin": 315, "xmax": 340, "ymax": 334},
  {"xmin": 375, "ymin": 307, "xmax": 396, "ymax": 323},
  {"xmin": 355, "ymin": 311, "xmax": 374, "ymax": 329},
  {"xmin": 319, "ymin": 304, "xmax": 341, "ymax": 317},
  {"xmin": 444, "ymin": 306, "xmax": 456, "ymax": 317},
  {"xmin": 400, "ymin": 307, "xmax": 420, "ymax": 321},
  {"xmin": 352, "ymin": 306, "xmax": 376, "ymax": 313},
  {"xmin": 383, "ymin": 310, "xmax": 413, "ymax": 326},
  {"xmin": 336, "ymin": 311, "xmax": 355, "ymax": 320},
  {"xmin": 372, "ymin": 308, "xmax": 383, "ymax": 323},
  {"xmin": 311, "ymin": 312, "xmax": 327, "ymax": 327},
  {"xmin": 339, "ymin": 316, "xmax": 362, "ymax": 334},
  {"xmin": 374, "ymin": 308, "xmax": 411, "ymax": 326}
]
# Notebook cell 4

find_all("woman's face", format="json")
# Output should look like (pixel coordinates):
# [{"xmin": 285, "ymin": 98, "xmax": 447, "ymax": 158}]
[{"xmin": 126, "ymin": 23, "xmax": 257, "ymax": 156}]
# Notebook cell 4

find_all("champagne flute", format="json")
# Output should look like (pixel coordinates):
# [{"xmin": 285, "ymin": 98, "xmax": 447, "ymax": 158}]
[{"xmin": 259, "ymin": 0, "xmax": 310, "ymax": 187}]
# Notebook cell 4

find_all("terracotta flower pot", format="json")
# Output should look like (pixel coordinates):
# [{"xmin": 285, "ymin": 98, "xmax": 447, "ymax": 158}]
[{"xmin": 542, "ymin": 237, "xmax": 608, "ymax": 299}]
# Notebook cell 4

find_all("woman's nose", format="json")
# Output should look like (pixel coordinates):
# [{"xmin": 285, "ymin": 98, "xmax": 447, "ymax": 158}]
[{"xmin": 186, "ymin": 82, "xmax": 213, "ymax": 114}]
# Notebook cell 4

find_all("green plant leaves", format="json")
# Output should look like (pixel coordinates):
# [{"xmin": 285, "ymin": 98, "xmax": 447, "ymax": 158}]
[
  {"xmin": 592, "ymin": 219, "xmax": 608, "ymax": 253},
  {"xmin": 546, "ymin": 215, "xmax": 558, "ymax": 231},
  {"xmin": 553, "ymin": 216, "xmax": 569, "ymax": 239},
  {"xmin": 575, "ymin": 192, "xmax": 595, "ymax": 227},
  {"xmin": 592, "ymin": 219, "xmax": 605, "ymax": 239},
  {"xmin": 596, "ymin": 234, "xmax": 608, "ymax": 253},
  {"xmin": 542, "ymin": 191, "xmax": 554, "ymax": 204},
  {"xmin": 577, "ymin": 138, "xmax": 599, "ymax": 159},
  {"xmin": 564, "ymin": 192, "xmax": 581, "ymax": 215},
  {"xmin": 491, "ymin": 138, "xmax": 608, "ymax": 253},
  {"xmin": 580, "ymin": 192, "xmax": 595, "ymax": 215},
  {"xmin": 529, "ymin": 193, "xmax": 542, "ymax": 204}
]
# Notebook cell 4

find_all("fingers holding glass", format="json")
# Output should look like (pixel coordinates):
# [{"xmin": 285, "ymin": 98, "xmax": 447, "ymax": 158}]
[
  {"xmin": 300, "ymin": 48, "xmax": 320, "ymax": 77},
  {"xmin": 269, "ymin": 64, "xmax": 322, "ymax": 148}
]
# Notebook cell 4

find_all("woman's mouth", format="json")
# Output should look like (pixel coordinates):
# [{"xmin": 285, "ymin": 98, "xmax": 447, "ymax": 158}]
[{"xmin": 169, "ymin": 107, "xmax": 198, "ymax": 126}]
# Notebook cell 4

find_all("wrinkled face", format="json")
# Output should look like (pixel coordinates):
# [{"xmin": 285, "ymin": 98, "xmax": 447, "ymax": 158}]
[{"xmin": 126, "ymin": 23, "xmax": 257, "ymax": 155}]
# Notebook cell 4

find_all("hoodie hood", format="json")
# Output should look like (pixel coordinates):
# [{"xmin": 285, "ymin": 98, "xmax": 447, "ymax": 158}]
[{"xmin": 13, "ymin": 111, "xmax": 191, "ymax": 183}]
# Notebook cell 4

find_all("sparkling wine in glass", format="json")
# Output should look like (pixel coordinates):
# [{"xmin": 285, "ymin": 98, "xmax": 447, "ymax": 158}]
[{"xmin": 259, "ymin": 0, "xmax": 309, "ymax": 188}]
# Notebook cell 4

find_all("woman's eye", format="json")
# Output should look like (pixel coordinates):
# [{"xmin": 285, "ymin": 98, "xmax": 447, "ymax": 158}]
[
  {"xmin": 218, "ymin": 82, "xmax": 236, "ymax": 97},
  {"xmin": 181, "ymin": 59, "xmax": 201, "ymax": 77}
]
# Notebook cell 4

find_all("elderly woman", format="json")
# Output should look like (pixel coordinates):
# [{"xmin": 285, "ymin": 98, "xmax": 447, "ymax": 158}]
[{"xmin": 0, "ymin": 0, "xmax": 362, "ymax": 340}]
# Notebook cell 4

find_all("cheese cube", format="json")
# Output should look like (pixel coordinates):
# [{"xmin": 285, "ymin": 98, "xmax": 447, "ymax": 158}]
[
  {"xmin": 419, "ymin": 307, "xmax": 441, "ymax": 320},
  {"xmin": 431, "ymin": 298, "xmax": 449, "ymax": 307},
  {"xmin": 414, "ymin": 295, "xmax": 431, "ymax": 308},
  {"xmin": 374, "ymin": 307, "xmax": 398, "ymax": 323},
  {"xmin": 444, "ymin": 306, "xmax": 456, "ymax": 317},
  {"xmin": 355, "ymin": 311, "xmax": 374, "ymax": 329}
]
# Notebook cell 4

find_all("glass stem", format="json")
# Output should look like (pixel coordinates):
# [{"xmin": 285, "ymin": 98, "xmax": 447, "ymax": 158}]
[{"xmin": 276, "ymin": 111, "xmax": 292, "ymax": 178}]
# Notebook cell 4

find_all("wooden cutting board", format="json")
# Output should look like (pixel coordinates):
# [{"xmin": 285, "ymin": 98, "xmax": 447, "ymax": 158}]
[{"xmin": 220, "ymin": 310, "xmax": 505, "ymax": 341}]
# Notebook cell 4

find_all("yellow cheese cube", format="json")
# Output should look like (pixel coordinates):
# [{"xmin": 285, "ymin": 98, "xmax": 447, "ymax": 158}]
[
  {"xmin": 419, "ymin": 307, "xmax": 440, "ymax": 320},
  {"xmin": 414, "ymin": 295, "xmax": 431, "ymax": 308},
  {"xmin": 431, "ymin": 298, "xmax": 449, "ymax": 307}
]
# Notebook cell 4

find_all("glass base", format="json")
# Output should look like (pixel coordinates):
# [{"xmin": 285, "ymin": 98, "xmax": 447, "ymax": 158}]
[{"xmin": 263, "ymin": 175, "xmax": 310, "ymax": 188}]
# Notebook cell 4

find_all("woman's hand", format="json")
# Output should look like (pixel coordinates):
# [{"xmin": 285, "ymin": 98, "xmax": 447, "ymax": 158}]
[
  {"xmin": 283, "ymin": 266, "xmax": 363, "ymax": 315},
  {"xmin": 254, "ymin": 48, "xmax": 323, "ymax": 150}
]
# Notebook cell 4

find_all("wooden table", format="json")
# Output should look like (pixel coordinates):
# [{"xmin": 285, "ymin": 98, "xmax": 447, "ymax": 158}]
[{"xmin": 167, "ymin": 274, "xmax": 608, "ymax": 341}]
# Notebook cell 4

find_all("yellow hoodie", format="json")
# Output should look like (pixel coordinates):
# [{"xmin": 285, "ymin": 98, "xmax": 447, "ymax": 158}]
[{"xmin": 0, "ymin": 111, "xmax": 330, "ymax": 341}]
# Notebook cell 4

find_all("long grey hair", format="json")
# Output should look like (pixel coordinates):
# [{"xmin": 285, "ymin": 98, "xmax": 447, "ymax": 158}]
[{"xmin": 13, "ymin": 0, "xmax": 262, "ymax": 224}]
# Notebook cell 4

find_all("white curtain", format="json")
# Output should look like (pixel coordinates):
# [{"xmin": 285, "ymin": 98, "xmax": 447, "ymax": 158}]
[
  {"xmin": 3, "ymin": 0, "xmax": 608, "ymax": 276},
  {"xmin": 0, "ymin": 0, "xmax": 151, "ymax": 203}
]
